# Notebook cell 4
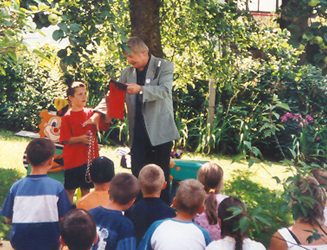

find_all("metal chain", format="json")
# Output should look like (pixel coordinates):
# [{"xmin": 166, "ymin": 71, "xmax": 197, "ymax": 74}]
[{"xmin": 85, "ymin": 130, "xmax": 95, "ymax": 183}]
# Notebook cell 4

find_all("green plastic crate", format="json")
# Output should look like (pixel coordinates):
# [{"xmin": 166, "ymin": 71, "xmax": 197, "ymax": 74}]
[
  {"xmin": 170, "ymin": 159, "xmax": 207, "ymax": 181},
  {"xmin": 26, "ymin": 165, "xmax": 64, "ymax": 183},
  {"xmin": 25, "ymin": 143, "xmax": 65, "ymax": 184}
]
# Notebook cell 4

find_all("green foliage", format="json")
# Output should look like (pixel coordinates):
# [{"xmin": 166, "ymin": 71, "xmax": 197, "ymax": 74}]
[
  {"xmin": 0, "ymin": 168, "xmax": 23, "ymax": 240},
  {"xmin": 279, "ymin": 0, "xmax": 327, "ymax": 72},
  {"xmin": 99, "ymin": 118, "xmax": 129, "ymax": 146},
  {"xmin": 50, "ymin": 0, "xmax": 130, "ymax": 79},
  {"xmin": 0, "ymin": 0, "xmax": 32, "ymax": 74},
  {"xmin": 225, "ymin": 171, "xmax": 291, "ymax": 247},
  {"xmin": 0, "ymin": 47, "xmax": 65, "ymax": 131}
]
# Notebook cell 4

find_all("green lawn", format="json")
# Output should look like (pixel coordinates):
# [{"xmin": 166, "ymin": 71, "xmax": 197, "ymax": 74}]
[
  {"xmin": 0, "ymin": 129, "xmax": 292, "ymax": 190},
  {"xmin": 0, "ymin": 129, "xmax": 294, "ymax": 245}
]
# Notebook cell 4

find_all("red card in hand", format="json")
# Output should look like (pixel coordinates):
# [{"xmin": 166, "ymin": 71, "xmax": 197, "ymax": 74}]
[{"xmin": 106, "ymin": 80, "xmax": 126, "ymax": 119}]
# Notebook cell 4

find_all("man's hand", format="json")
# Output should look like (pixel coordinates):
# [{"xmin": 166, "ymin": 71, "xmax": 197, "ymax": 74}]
[
  {"xmin": 126, "ymin": 83, "xmax": 142, "ymax": 94},
  {"xmin": 82, "ymin": 112, "xmax": 101, "ymax": 130}
]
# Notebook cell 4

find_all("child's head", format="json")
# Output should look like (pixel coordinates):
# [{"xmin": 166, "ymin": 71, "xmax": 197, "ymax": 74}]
[
  {"xmin": 291, "ymin": 175, "xmax": 326, "ymax": 224},
  {"xmin": 90, "ymin": 156, "xmax": 115, "ymax": 184},
  {"xmin": 138, "ymin": 164, "xmax": 166, "ymax": 196},
  {"xmin": 60, "ymin": 209, "xmax": 96, "ymax": 250},
  {"xmin": 26, "ymin": 138, "xmax": 55, "ymax": 167},
  {"xmin": 312, "ymin": 168, "xmax": 327, "ymax": 189},
  {"xmin": 109, "ymin": 173, "xmax": 140, "ymax": 207},
  {"xmin": 174, "ymin": 179, "xmax": 206, "ymax": 216},
  {"xmin": 197, "ymin": 162, "xmax": 224, "ymax": 225},
  {"xmin": 218, "ymin": 197, "xmax": 247, "ymax": 248},
  {"xmin": 67, "ymin": 81, "xmax": 87, "ymax": 109},
  {"xmin": 197, "ymin": 162, "xmax": 224, "ymax": 193}
]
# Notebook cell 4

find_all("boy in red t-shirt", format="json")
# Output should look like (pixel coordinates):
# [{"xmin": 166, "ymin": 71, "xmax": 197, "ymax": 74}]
[{"xmin": 60, "ymin": 81, "xmax": 100, "ymax": 202}]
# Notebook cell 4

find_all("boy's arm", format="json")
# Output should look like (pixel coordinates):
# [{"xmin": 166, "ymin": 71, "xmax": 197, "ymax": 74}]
[
  {"xmin": 62, "ymin": 135, "xmax": 89, "ymax": 145},
  {"xmin": 57, "ymin": 188, "xmax": 73, "ymax": 218},
  {"xmin": 4, "ymin": 217, "xmax": 12, "ymax": 224},
  {"xmin": 1, "ymin": 188, "xmax": 15, "ymax": 225}
]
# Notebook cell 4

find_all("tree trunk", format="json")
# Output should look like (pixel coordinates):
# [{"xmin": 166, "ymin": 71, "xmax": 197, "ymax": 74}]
[
  {"xmin": 279, "ymin": 0, "xmax": 310, "ymax": 44},
  {"xmin": 208, "ymin": 79, "xmax": 216, "ymax": 127},
  {"xmin": 129, "ymin": 0, "xmax": 164, "ymax": 57}
]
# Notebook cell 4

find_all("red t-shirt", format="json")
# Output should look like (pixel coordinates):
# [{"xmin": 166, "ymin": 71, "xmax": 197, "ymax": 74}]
[{"xmin": 60, "ymin": 108, "xmax": 99, "ymax": 170}]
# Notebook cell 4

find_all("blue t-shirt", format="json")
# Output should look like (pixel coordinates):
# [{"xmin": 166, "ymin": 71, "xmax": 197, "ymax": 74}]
[
  {"xmin": 1, "ymin": 175, "xmax": 72, "ymax": 250},
  {"xmin": 126, "ymin": 197, "xmax": 175, "ymax": 243},
  {"xmin": 89, "ymin": 206, "xmax": 136, "ymax": 250}
]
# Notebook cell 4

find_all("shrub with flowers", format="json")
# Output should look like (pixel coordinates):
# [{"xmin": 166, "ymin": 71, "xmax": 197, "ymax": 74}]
[{"xmin": 279, "ymin": 112, "xmax": 326, "ymax": 165}]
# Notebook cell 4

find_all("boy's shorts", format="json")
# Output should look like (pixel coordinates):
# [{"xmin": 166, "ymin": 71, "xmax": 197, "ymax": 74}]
[{"xmin": 64, "ymin": 164, "xmax": 94, "ymax": 190}]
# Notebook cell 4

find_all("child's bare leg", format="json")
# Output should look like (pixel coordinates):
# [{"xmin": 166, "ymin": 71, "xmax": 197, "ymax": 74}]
[
  {"xmin": 66, "ymin": 189, "xmax": 76, "ymax": 203},
  {"xmin": 80, "ymin": 188, "xmax": 90, "ymax": 197}
]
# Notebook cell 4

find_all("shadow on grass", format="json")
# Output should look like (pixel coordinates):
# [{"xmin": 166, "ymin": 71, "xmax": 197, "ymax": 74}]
[
  {"xmin": 225, "ymin": 170, "xmax": 292, "ymax": 248},
  {"xmin": 0, "ymin": 168, "xmax": 23, "ymax": 240},
  {"xmin": 0, "ymin": 130, "xmax": 31, "ymax": 142}
]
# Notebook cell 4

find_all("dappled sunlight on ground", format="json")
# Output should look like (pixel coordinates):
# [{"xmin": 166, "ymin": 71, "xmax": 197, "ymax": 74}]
[{"xmin": 0, "ymin": 130, "xmax": 293, "ymax": 191}]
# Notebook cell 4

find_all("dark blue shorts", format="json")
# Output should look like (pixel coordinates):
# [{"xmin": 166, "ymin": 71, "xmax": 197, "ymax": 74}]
[{"xmin": 64, "ymin": 164, "xmax": 94, "ymax": 190}]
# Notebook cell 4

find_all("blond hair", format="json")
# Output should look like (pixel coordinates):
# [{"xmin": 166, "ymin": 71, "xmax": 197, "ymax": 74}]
[
  {"xmin": 126, "ymin": 37, "xmax": 149, "ymax": 54},
  {"xmin": 174, "ymin": 179, "xmax": 206, "ymax": 215},
  {"xmin": 138, "ymin": 164, "xmax": 165, "ymax": 195}
]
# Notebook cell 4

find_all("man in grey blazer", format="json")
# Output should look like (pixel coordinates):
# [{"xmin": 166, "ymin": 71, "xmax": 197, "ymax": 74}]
[{"xmin": 84, "ymin": 37, "xmax": 179, "ymax": 203}]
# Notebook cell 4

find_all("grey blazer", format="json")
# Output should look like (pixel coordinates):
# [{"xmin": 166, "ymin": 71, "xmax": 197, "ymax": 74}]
[{"xmin": 95, "ymin": 55, "xmax": 180, "ymax": 146}]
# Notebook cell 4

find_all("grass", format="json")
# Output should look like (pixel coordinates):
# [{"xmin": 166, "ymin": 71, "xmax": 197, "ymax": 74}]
[
  {"xmin": 0, "ymin": 129, "xmax": 293, "ymax": 190},
  {"xmin": 0, "ymin": 129, "xmax": 294, "ymax": 245},
  {"xmin": 0, "ymin": 129, "xmax": 129, "ymax": 174}
]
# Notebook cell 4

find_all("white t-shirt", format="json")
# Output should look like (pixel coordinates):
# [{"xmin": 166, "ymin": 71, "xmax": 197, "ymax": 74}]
[
  {"xmin": 138, "ymin": 218, "xmax": 211, "ymax": 250},
  {"xmin": 324, "ymin": 207, "xmax": 327, "ymax": 226},
  {"xmin": 278, "ymin": 227, "xmax": 327, "ymax": 250},
  {"xmin": 206, "ymin": 236, "xmax": 266, "ymax": 250}
]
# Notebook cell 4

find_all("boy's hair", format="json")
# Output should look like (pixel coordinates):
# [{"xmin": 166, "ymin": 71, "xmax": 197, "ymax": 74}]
[
  {"xmin": 109, "ymin": 173, "xmax": 140, "ymax": 205},
  {"xmin": 90, "ymin": 156, "xmax": 115, "ymax": 184},
  {"xmin": 218, "ymin": 197, "xmax": 247, "ymax": 250},
  {"xmin": 60, "ymin": 209, "xmax": 96, "ymax": 250},
  {"xmin": 26, "ymin": 138, "xmax": 55, "ymax": 166},
  {"xmin": 125, "ymin": 36, "xmax": 149, "ymax": 54},
  {"xmin": 66, "ymin": 81, "xmax": 86, "ymax": 97},
  {"xmin": 197, "ymin": 162, "xmax": 224, "ymax": 225},
  {"xmin": 174, "ymin": 179, "xmax": 206, "ymax": 215},
  {"xmin": 138, "ymin": 164, "xmax": 165, "ymax": 195}
]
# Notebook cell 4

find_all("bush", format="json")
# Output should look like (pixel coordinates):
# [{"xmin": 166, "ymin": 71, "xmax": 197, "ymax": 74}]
[
  {"xmin": 225, "ymin": 171, "xmax": 291, "ymax": 247},
  {"xmin": 0, "ymin": 47, "xmax": 65, "ymax": 131},
  {"xmin": 0, "ymin": 168, "xmax": 23, "ymax": 240}
]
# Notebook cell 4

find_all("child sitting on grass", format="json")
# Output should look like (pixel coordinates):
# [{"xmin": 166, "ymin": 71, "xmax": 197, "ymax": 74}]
[
  {"xmin": 206, "ymin": 197, "xmax": 265, "ymax": 250},
  {"xmin": 76, "ymin": 156, "xmax": 115, "ymax": 211},
  {"xmin": 60, "ymin": 209, "xmax": 97, "ymax": 250},
  {"xmin": 138, "ymin": 179, "xmax": 211, "ymax": 250},
  {"xmin": 1, "ymin": 138, "xmax": 72, "ymax": 250},
  {"xmin": 194, "ymin": 162, "xmax": 228, "ymax": 240},
  {"xmin": 126, "ymin": 164, "xmax": 175, "ymax": 243},
  {"xmin": 89, "ymin": 173, "xmax": 140, "ymax": 250}
]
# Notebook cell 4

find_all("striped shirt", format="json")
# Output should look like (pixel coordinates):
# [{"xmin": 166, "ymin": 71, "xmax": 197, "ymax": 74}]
[{"xmin": 1, "ymin": 175, "xmax": 72, "ymax": 250}]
